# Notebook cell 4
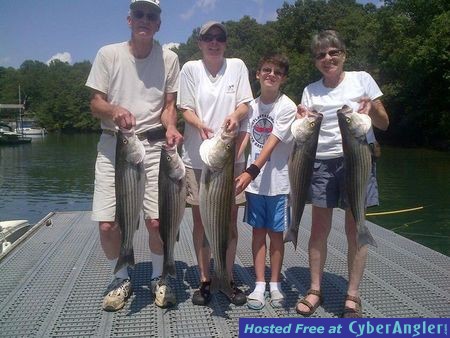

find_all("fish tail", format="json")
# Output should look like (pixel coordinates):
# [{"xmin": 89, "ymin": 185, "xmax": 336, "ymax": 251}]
[
  {"xmin": 210, "ymin": 276, "xmax": 233, "ymax": 298},
  {"xmin": 164, "ymin": 260, "xmax": 176, "ymax": 278},
  {"xmin": 357, "ymin": 226, "xmax": 377, "ymax": 248},
  {"xmin": 283, "ymin": 228, "xmax": 298, "ymax": 250},
  {"xmin": 114, "ymin": 248, "xmax": 135, "ymax": 274}
]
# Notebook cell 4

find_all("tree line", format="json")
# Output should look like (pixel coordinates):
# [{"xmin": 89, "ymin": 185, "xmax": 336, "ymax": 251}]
[{"xmin": 0, "ymin": 0, "xmax": 448, "ymax": 149}]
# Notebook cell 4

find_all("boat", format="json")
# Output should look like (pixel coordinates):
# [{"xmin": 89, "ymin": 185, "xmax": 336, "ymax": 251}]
[
  {"xmin": 0, "ymin": 220, "xmax": 30, "ymax": 254},
  {"xmin": 0, "ymin": 127, "xmax": 32, "ymax": 145},
  {"xmin": 15, "ymin": 119, "xmax": 47, "ymax": 136}
]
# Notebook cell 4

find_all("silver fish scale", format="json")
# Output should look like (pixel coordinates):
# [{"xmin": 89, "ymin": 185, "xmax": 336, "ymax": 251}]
[
  {"xmin": 339, "ymin": 111, "xmax": 377, "ymax": 247},
  {"xmin": 115, "ymin": 132, "xmax": 146, "ymax": 272},
  {"xmin": 285, "ymin": 115, "xmax": 322, "ymax": 249},
  {"xmin": 159, "ymin": 149, "xmax": 186, "ymax": 280},
  {"xmin": 199, "ymin": 158, "xmax": 234, "ymax": 294}
]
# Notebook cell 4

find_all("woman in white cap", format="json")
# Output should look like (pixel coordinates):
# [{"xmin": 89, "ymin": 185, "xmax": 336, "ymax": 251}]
[
  {"xmin": 178, "ymin": 21, "xmax": 253, "ymax": 306},
  {"xmin": 86, "ymin": 0, "xmax": 182, "ymax": 311}
]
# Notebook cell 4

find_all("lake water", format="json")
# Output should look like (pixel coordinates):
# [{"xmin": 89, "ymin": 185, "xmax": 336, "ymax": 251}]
[{"xmin": 0, "ymin": 133, "xmax": 448, "ymax": 256}]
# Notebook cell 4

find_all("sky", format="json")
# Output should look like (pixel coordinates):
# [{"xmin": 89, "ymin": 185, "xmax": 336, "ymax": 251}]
[{"xmin": 0, "ymin": 0, "xmax": 383, "ymax": 69}]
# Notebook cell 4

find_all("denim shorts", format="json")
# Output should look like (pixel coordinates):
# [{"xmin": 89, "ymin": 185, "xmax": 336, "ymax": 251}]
[
  {"xmin": 310, "ymin": 157, "xmax": 379, "ymax": 209},
  {"xmin": 243, "ymin": 192, "xmax": 290, "ymax": 233}
]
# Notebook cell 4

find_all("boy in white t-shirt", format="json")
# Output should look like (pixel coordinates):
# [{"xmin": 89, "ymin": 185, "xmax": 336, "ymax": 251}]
[{"xmin": 235, "ymin": 54, "xmax": 296, "ymax": 310}]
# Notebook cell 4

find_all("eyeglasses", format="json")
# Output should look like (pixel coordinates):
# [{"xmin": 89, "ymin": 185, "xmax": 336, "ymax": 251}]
[
  {"xmin": 200, "ymin": 34, "xmax": 227, "ymax": 43},
  {"xmin": 260, "ymin": 67, "xmax": 285, "ymax": 78},
  {"xmin": 315, "ymin": 49, "xmax": 342, "ymax": 60},
  {"xmin": 132, "ymin": 10, "xmax": 160, "ymax": 21}
]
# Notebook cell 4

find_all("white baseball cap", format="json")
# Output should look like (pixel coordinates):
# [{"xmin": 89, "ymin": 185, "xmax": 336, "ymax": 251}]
[{"xmin": 130, "ymin": 0, "xmax": 161, "ymax": 13}]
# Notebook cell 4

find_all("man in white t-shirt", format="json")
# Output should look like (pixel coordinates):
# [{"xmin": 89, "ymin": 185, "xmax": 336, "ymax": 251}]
[
  {"xmin": 177, "ymin": 21, "xmax": 253, "ymax": 306},
  {"xmin": 85, "ymin": 0, "xmax": 182, "ymax": 311}
]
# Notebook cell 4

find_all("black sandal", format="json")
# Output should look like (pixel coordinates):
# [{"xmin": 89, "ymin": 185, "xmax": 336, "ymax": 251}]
[
  {"xmin": 342, "ymin": 295, "xmax": 362, "ymax": 318},
  {"xmin": 295, "ymin": 289, "xmax": 323, "ymax": 316}
]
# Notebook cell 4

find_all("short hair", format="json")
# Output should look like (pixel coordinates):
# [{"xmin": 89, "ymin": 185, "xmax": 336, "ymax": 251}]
[
  {"xmin": 257, "ymin": 54, "xmax": 290, "ymax": 76},
  {"xmin": 311, "ymin": 30, "xmax": 346, "ymax": 56}
]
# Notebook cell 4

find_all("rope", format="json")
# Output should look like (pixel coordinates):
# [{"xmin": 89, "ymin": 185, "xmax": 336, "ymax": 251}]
[{"xmin": 366, "ymin": 206, "xmax": 424, "ymax": 216}]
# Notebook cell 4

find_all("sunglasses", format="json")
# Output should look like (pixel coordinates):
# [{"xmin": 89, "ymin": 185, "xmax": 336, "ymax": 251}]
[
  {"xmin": 260, "ymin": 67, "xmax": 285, "ymax": 78},
  {"xmin": 200, "ymin": 33, "xmax": 227, "ymax": 43},
  {"xmin": 315, "ymin": 49, "xmax": 342, "ymax": 60},
  {"xmin": 132, "ymin": 10, "xmax": 159, "ymax": 21}
]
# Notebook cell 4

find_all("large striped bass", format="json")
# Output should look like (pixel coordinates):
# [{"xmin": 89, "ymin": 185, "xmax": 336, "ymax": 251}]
[
  {"xmin": 284, "ymin": 112, "xmax": 323, "ymax": 249},
  {"xmin": 199, "ymin": 128, "xmax": 236, "ymax": 298},
  {"xmin": 337, "ymin": 105, "xmax": 377, "ymax": 247},
  {"xmin": 159, "ymin": 145, "xmax": 186, "ymax": 280},
  {"xmin": 114, "ymin": 130, "xmax": 146, "ymax": 273}
]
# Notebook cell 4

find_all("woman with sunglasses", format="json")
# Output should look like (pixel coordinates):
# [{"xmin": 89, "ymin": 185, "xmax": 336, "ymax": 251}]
[
  {"xmin": 178, "ymin": 21, "xmax": 253, "ymax": 307},
  {"xmin": 295, "ymin": 30, "xmax": 389, "ymax": 318}
]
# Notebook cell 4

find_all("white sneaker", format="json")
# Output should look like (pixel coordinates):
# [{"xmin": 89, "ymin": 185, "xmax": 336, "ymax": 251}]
[
  {"xmin": 102, "ymin": 278, "xmax": 132, "ymax": 311},
  {"xmin": 151, "ymin": 277, "xmax": 176, "ymax": 308}
]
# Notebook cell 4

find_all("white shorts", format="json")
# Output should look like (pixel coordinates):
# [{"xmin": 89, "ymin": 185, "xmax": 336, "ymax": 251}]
[{"xmin": 91, "ymin": 132, "xmax": 164, "ymax": 222}]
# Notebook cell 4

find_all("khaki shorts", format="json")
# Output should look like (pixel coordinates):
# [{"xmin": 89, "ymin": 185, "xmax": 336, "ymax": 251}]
[
  {"xmin": 185, "ymin": 162, "xmax": 246, "ymax": 206},
  {"xmin": 91, "ymin": 132, "xmax": 164, "ymax": 222}
]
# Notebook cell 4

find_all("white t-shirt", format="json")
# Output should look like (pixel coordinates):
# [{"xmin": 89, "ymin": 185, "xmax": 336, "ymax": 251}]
[
  {"xmin": 301, "ymin": 71, "xmax": 383, "ymax": 159},
  {"xmin": 178, "ymin": 58, "xmax": 253, "ymax": 168},
  {"xmin": 245, "ymin": 94, "xmax": 296, "ymax": 196},
  {"xmin": 85, "ymin": 41, "xmax": 180, "ymax": 133}
]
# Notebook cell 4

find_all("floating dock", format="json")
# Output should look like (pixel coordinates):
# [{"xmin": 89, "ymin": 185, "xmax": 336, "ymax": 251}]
[{"xmin": 0, "ymin": 207, "xmax": 449, "ymax": 337}]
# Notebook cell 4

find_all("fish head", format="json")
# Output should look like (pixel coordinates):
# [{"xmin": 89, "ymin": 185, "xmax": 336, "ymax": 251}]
[
  {"xmin": 161, "ymin": 144, "xmax": 186, "ymax": 180},
  {"xmin": 200, "ymin": 128, "xmax": 236, "ymax": 169},
  {"xmin": 337, "ymin": 105, "xmax": 372, "ymax": 139},
  {"xmin": 117, "ymin": 130, "xmax": 146, "ymax": 164},
  {"xmin": 291, "ymin": 111, "xmax": 323, "ymax": 143}
]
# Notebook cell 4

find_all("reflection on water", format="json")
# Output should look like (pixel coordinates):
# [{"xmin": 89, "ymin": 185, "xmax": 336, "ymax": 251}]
[
  {"xmin": 0, "ymin": 133, "xmax": 98, "ymax": 224},
  {"xmin": 368, "ymin": 147, "xmax": 450, "ymax": 256},
  {"xmin": 0, "ymin": 136, "xmax": 448, "ymax": 256}
]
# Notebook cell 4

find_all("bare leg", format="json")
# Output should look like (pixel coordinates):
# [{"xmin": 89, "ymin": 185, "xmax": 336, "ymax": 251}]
[
  {"xmin": 145, "ymin": 218, "xmax": 163, "ymax": 255},
  {"xmin": 296, "ymin": 206, "xmax": 332, "ymax": 312},
  {"xmin": 99, "ymin": 221, "xmax": 121, "ymax": 260},
  {"xmin": 268, "ymin": 230, "xmax": 284, "ymax": 283},
  {"xmin": 192, "ymin": 205, "xmax": 211, "ymax": 282},
  {"xmin": 252, "ymin": 228, "xmax": 267, "ymax": 282},
  {"xmin": 344, "ymin": 210, "xmax": 368, "ymax": 309}
]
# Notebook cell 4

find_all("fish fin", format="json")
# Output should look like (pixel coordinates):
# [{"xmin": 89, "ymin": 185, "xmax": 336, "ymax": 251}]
[
  {"xmin": 114, "ymin": 249, "xmax": 135, "ymax": 274},
  {"xmin": 358, "ymin": 226, "xmax": 377, "ymax": 248},
  {"xmin": 283, "ymin": 228, "xmax": 298, "ymax": 250}
]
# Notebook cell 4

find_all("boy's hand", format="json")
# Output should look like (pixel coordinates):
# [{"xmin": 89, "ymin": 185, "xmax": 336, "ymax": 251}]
[{"xmin": 235, "ymin": 172, "xmax": 252, "ymax": 195}]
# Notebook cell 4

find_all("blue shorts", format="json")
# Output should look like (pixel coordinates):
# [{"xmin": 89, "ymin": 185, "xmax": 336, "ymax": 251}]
[
  {"xmin": 243, "ymin": 193, "xmax": 290, "ymax": 233},
  {"xmin": 310, "ymin": 157, "xmax": 379, "ymax": 209}
]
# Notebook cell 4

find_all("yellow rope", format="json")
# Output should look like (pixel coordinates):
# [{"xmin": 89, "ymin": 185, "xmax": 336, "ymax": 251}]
[{"xmin": 366, "ymin": 206, "xmax": 424, "ymax": 216}]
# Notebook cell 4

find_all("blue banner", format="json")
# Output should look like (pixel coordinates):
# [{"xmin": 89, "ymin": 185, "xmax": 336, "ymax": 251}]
[{"xmin": 239, "ymin": 318, "xmax": 449, "ymax": 337}]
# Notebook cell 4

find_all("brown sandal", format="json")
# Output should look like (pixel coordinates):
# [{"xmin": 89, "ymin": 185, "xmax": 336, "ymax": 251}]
[
  {"xmin": 342, "ymin": 295, "xmax": 362, "ymax": 318},
  {"xmin": 295, "ymin": 289, "xmax": 323, "ymax": 316}
]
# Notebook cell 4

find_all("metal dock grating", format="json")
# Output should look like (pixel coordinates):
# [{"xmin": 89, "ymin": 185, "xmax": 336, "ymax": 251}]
[{"xmin": 0, "ymin": 207, "xmax": 449, "ymax": 337}]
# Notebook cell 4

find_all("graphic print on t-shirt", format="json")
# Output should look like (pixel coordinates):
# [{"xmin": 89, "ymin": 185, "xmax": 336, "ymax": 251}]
[{"xmin": 251, "ymin": 114, "xmax": 274, "ymax": 153}]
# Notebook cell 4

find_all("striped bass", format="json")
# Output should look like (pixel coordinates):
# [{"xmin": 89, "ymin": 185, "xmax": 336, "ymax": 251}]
[
  {"xmin": 159, "ymin": 145, "xmax": 186, "ymax": 280},
  {"xmin": 337, "ymin": 105, "xmax": 377, "ymax": 247},
  {"xmin": 114, "ymin": 130, "xmax": 146, "ymax": 273},
  {"xmin": 284, "ymin": 112, "xmax": 323, "ymax": 249},
  {"xmin": 199, "ymin": 128, "xmax": 237, "ymax": 298}
]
